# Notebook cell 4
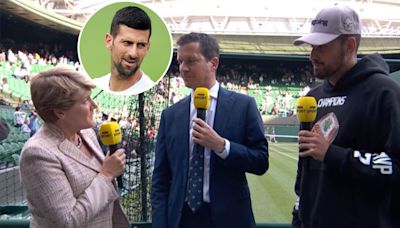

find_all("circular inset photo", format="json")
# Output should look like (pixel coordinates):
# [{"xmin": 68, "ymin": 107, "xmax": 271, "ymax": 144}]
[{"xmin": 78, "ymin": 1, "xmax": 173, "ymax": 96}]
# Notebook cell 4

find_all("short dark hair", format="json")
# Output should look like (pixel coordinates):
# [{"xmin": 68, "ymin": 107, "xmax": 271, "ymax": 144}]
[
  {"xmin": 339, "ymin": 34, "xmax": 361, "ymax": 53},
  {"xmin": 110, "ymin": 6, "xmax": 152, "ymax": 39},
  {"xmin": 177, "ymin": 32, "xmax": 220, "ymax": 61}
]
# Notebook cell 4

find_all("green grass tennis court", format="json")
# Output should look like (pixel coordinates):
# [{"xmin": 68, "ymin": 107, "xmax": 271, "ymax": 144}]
[{"xmin": 248, "ymin": 142, "xmax": 298, "ymax": 223}]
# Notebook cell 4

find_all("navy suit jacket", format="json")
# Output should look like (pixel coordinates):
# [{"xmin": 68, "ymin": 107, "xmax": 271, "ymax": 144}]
[{"xmin": 151, "ymin": 87, "xmax": 269, "ymax": 228}]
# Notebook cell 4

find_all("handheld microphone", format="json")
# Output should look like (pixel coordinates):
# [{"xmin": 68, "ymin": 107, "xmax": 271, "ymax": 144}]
[
  {"xmin": 193, "ymin": 87, "xmax": 210, "ymax": 153},
  {"xmin": 193, "ymin": 87, "xmax": 210, "ymax": 121},
  {"xmin": 296, "ymin": 96, "xmax": 317, "ymax": 132},
  {"xmin": 99, "ymin": 121, "xmax": 123, "ymax": 189},
  {"xmin": 296, "ymin": 96, "xmax": 317, "ymax": 222}
]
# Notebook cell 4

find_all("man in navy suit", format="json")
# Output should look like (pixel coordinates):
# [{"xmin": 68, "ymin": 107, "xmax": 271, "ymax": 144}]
[{"xmin": 151, "ymin": 32, "xmax": 269, "ymax": 228}]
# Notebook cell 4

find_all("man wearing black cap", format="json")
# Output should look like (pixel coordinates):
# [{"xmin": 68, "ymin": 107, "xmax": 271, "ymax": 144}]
[{"xmin": 291, "ymin": 5, "xmax": 400, "ymax": 228}]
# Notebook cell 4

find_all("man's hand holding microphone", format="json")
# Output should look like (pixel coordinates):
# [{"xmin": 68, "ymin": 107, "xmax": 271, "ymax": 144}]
[
  {"xmin": 192, "ymin": 87, "xmax": 226, "ymax": 153},
  {"xmin": 296, "ymin": 96, "xmax": 329, "ymax": 161}
]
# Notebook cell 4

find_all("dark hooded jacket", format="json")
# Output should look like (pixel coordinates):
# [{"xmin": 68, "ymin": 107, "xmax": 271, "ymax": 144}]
[{"xmin": 292, "ymin": 53, "xmax": 400, "ymax": 228}]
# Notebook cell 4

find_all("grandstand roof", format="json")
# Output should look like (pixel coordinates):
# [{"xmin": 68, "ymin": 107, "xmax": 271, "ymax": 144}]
[
  {"xmin": 0, "ymin": 0, "xmax": 80, "ymax": 35},
  {"xmin": 1, "ymin": 0, "xmax": 400, "ymax": 55}
]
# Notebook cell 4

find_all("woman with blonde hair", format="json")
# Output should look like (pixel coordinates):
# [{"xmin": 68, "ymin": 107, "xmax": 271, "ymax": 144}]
[{"xmin": 19, "ymin": 67, "xmax": 130, "ymax": 228}]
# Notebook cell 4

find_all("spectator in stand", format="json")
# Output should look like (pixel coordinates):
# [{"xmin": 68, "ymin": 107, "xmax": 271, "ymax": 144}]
[
  {"xmin": 271, "ymin": 103, "xmax": 278, "ymax": 115},
  {"xmin": 0, "ymin": 50, "xmax": 5, "ymax": 61},
  {"xmin": 147, "ymin": 125, "xmax": 155, "ymax": 141},
  {"xmin": 28, "ymin": 110, "xmax": 40, "ymax": 137},
  {"xmin": 7, "ymin": 49, "xmax": 17, "ymax": 65},
  {"xmin": 20, "ymin": 118, "xmax": 31, "ymax": 135},
  {"xmin": 13, "ymin": 106, "xmax": 26, "ymax": 128},
  {"xmin": 0, "ymin": 77, "xmax": 8, "ymax": 92},
  {"xmin": 259, "ymin": 74, "xmax": 264, "ymax": 85},
  {"xmin": 97, "ymin": 112, "xmax": 109, "ymax": 127},
  {"xmin": 21, "ymin": 100, "xmax": 30, "ymax": 110}
]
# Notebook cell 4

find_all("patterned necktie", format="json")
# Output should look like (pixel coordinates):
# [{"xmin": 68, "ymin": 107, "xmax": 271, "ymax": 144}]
[{"xmin": 187, "ymin": 136, "xmax": 205, "ymax": 213}]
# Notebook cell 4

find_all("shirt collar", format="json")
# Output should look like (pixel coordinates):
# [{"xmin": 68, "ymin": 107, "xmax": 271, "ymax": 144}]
[
  {"xmin": 208, "ymin": 82, "xmax": 219, "ymax": 99},
  {"xmin": 190, "ymin": 81, "xmax": 219, "ymax": 100}
]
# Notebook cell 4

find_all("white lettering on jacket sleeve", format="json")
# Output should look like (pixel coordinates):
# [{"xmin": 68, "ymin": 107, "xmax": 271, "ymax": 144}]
[{"xmin": 353, "ymin": 151, "xmax": 393, "ymax": 175}]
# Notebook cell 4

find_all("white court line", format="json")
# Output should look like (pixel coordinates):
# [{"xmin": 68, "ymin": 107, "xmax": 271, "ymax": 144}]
[{"xmin": 271, "ymin": 148, "xmax": 298, "ymax": 161}]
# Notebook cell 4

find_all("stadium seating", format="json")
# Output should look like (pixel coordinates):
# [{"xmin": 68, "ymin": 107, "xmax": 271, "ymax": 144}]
[
  {"xmin": 0, "ymin": 106, "xmax": 28, "ymax": 166},
  {"xmin": 0, "ymin": 62, "xmax": 133, "ymax": 114}
]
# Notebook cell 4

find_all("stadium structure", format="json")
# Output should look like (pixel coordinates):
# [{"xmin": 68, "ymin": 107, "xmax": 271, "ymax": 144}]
[{"xmin": 0, "ymin": 0, "xmax": 400, "ymax": 227}]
